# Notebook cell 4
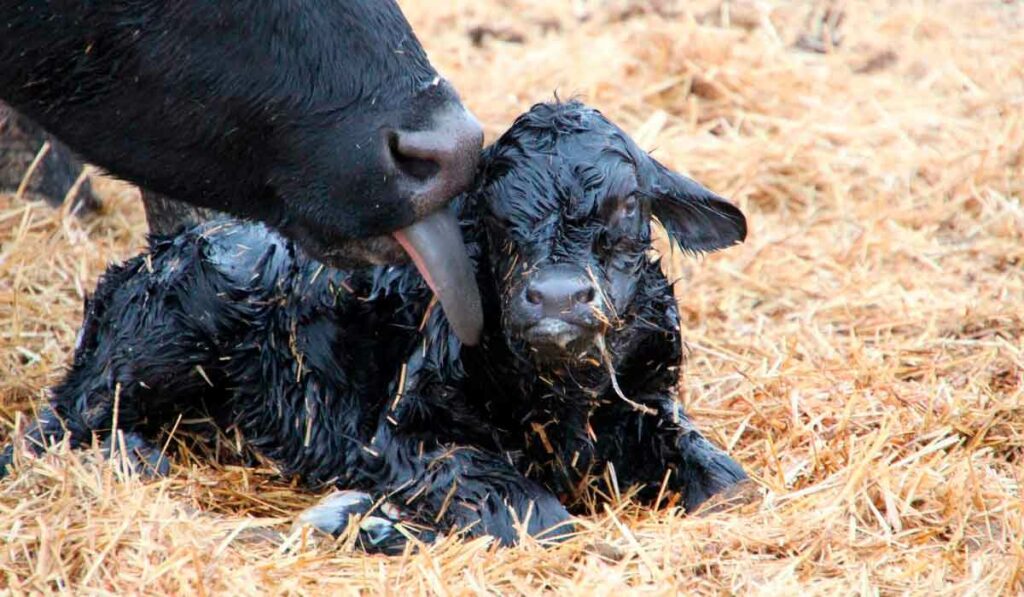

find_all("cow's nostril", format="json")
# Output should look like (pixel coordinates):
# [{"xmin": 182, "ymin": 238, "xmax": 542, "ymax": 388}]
[
  {"xmin": 388, "ymin": 133, "xmax": 441, "ymax": 182},
  {"xmin": 574, "ymin": 286, "xmax": 596, "ymax": 304},
  {"xmin": 389, "ymin": 106, "xmax": 483, "ymax": 202}
]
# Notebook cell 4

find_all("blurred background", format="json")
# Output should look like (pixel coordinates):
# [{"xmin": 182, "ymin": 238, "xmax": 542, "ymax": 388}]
[{"xmin": 1, "ymin": 1, "xmax": 1022, "ymax": 593}]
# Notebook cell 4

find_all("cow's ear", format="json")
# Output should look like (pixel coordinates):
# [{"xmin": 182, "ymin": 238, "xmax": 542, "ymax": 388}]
[{"xmin": 647, "ymin": 160, "xmax": 746, "ymax": 252}]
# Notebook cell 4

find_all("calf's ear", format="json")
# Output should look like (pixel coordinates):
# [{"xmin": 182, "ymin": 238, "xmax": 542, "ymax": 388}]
[{"xmin": 647, "ymin": 160, "xmax": 747, "ymax": 252}]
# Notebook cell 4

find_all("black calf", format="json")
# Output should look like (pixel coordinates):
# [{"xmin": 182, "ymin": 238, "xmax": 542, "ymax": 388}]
[{"xmin": 2, "ymin": 101, "xmax": 749, "ymax": 552}]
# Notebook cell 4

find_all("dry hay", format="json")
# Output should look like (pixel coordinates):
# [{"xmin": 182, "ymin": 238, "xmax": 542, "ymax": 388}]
[{"xmin": 1, "ymin": 0, "xmax": 1022, "ymax": 594}]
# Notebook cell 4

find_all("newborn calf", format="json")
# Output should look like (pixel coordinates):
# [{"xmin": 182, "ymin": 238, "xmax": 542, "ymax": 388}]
[{"xmin": 3, "ymin": 101, "xmax": 748, "ymax": 551}]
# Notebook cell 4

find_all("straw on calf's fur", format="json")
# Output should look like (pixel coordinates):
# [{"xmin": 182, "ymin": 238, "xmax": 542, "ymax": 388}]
[{"xmin": 1, "ymin": 101, "xmax": 748, "ymax": 552}]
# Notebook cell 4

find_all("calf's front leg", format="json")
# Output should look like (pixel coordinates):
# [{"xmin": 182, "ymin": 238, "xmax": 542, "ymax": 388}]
[
  {"xmin": 299, "ymin": 427, "xmax": 575, "ymax": 551},
  {"xmin": 592, "ymin": 394, "xmax": 748, "ymax": 512}
]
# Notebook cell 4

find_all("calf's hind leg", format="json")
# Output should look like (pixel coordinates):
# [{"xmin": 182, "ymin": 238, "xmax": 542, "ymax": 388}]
[
  {"xmin": 3, "ymin": 252, "xmax": 232, "ymax": 477},
  {"xmin": 1, "ymin": 406, "xmax": 171, "ymax": 478}
]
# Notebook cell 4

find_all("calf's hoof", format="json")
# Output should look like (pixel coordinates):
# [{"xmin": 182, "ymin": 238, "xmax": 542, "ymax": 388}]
[
  {"xmin": 0, "ymin": 446, "xmax": 13, "ymax": 479},
  {"xmin": 677, "ymin": 432, "xmax": 749, "ymax": 513},
  {"xmin": 294, "ymin": 490, "xmax": 436, "ymax": 554},
  {"xmin": 100, "ymin": 433, "xmax": 171, "ymax": 478},
  {"xmin": 691, "ymin": 478, "xmax": 761, "ymax": 515}
]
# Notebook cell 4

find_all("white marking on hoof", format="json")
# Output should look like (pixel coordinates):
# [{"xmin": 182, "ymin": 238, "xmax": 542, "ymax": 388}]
[
  {"xmin": 294, "ymin": 490, "xmax": 373, "ymax": 536},
  {"xmin": 359, "ymin": 516, "xmax": 398, "ymax": 546}
]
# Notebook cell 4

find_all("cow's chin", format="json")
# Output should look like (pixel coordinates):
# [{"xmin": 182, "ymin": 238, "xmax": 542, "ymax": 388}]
[{"xmin": 297, "ymin": 234, "xmax": 409, "ymax": 269}]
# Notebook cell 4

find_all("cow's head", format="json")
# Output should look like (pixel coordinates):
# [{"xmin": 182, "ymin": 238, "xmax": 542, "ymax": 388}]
[
  {"xmin": 1, "ymin": 1, "xmax": 484, "ymax": 343},
  {"xmin": 476, "ymin": 101, "xmax": 746, "ymax": 367}
]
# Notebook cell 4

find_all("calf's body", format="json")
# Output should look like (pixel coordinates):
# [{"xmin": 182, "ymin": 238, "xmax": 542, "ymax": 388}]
[{"xmin": 3, "ymin": 102, "xmax": 749, "ymax": 551}]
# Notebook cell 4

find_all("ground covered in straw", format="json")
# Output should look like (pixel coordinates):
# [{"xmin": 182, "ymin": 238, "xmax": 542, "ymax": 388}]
[{"xmin": 2, "ymin": 1, "xmax": 1022, "ymax": 593}]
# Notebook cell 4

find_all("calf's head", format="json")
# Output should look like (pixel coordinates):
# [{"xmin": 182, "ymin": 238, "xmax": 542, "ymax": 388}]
[{"xmin": 476, "ymin": 102, "xmax": 746, "ymax": 365}]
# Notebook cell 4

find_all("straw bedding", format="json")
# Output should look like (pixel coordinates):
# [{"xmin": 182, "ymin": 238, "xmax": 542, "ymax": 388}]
[{"xmin": 1, "ymin": 0, "xmax": 1022, "ymax": 593}]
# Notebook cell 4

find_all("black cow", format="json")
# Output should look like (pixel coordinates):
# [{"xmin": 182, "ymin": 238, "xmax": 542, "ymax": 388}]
[
  {"xmin": 0, "ymin": 1, "xmax": 484, "ymax": 343},
  {"xmin": 1, "ymin": 101, "xmax": 749, "ymax": 552}
]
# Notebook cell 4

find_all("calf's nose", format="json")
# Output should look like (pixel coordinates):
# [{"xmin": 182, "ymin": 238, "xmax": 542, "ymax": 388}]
[
  {"xmin": 524, "ymin": 265, "xmax": 599, "ymax": 320},
  {"xmin": 518, "ymin": 265, "xmax": 603, "ymax": 355}
]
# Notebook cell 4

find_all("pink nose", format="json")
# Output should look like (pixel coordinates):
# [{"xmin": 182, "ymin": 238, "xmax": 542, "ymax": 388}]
[
  {"xmin": 524, "ymin": 265, "xmax": 599, "ymax": 319},
  {"xmin": 389, "ymin": 105, "xmax": 484, "ymax": 212}
]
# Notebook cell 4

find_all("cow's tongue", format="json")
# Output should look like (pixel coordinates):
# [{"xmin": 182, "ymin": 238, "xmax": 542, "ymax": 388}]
[{"xmin": 393, "ymin": 210, "xmax": 483, "ymax": 346}]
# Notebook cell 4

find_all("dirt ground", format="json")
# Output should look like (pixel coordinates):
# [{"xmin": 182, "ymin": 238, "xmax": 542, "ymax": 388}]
[{"xmin": 2, "ymin": 1, "xmax": 1022, "ymax": 594}]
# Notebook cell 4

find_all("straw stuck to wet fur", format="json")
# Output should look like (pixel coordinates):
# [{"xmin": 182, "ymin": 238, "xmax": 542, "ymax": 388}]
[{"xmin": 1, "ymin": 0, "xmax": 1022, "ymax": 593}]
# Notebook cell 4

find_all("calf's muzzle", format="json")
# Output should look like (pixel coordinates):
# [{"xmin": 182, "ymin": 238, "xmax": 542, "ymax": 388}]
[{"xmin": 512, "ymin": 264, "xmax": 605, "ymax": 357}]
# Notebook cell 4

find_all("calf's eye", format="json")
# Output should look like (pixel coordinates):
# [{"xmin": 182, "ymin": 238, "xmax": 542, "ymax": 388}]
[{"xmin": 623, "ymin": 195, "xmax": 638, "ymax": 216}]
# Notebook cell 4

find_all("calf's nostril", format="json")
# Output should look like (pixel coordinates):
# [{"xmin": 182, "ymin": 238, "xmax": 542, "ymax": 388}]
[
  {"xmin": 574, "ymin": 286, "xmax": 596, "ymax": 304},
  {"xmin": 522, "ymin": 273, "xmax": 598, "ymax": 313}
]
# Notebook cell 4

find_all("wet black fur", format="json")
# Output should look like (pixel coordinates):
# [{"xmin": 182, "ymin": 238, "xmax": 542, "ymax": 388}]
[
  {"xmin": 2, "ymin": 101, "xmax": 748, "ymax": 547},
  {"xmin": 0, "ymin": 1, "xmax": 466, "ymax": 264}
]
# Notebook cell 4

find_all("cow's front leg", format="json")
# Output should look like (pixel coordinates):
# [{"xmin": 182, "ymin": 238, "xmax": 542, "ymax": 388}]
[
  {"xmin": 592, "ymin": 394, "xmax": 748, "ymax": 512},
  {"xmin": 0, "ymin": 103, "xmax": 99, "ymax": 212}
]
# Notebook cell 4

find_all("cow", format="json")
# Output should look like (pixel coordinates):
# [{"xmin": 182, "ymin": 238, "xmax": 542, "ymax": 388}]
[
  {"xmin": 0, "ymin": 1, "xmax": 485, "ymax": 343},
  {"xmin": 0, "ymin": 104, "xmax": 100, "ymax": 214},
  {"xmin": 1, "ymin": 101, "xmax": 749, "ymax": 552}
]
